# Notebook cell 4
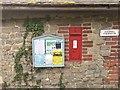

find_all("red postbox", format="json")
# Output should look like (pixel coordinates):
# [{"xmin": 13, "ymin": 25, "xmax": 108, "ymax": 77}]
[{"xmin": 69, "ymin": 27, "xmax": 82, "ymax": 62}]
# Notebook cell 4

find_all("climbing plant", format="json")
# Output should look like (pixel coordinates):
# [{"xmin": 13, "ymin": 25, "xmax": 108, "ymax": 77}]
[
  {"xmin": 14, "ymin": 18, "xmax": 44, "ymax": 82},
  {"xmin": 59, "ymin": 73, "xmax": 65, "ymax": 89}
]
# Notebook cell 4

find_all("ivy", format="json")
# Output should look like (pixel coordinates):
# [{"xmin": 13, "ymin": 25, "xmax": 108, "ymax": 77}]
[
  {"xmin": 14, "ymin": 18, "xmax": 44, "ymax": 82},
  {"xmin": 58, "ymin": 73, "xmax": 65, "ymax": 89},
  {"xmin": 45, "ymin": 15, "xmax": 51, "ymax": 22},
  {"xmin": 2, "ymin": 81, "xmax": 8, "ymax": 88}
]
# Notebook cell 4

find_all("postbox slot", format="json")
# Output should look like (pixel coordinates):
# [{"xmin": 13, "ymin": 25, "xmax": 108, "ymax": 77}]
[{"xmin": 70, "ymin": 34, "xmax": 81, "ymax": 36}]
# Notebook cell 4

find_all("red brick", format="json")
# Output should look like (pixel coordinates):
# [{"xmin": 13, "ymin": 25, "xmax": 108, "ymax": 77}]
[
  {"xmin": 110, "ymin": 81, "xmax": 118, "ymax": 85},
  {"xmin": 65, "ymin": 52, "xmax": 69, "ymax": 54},
  {"xmin": 64, "ymin": 34, "xmax": 69, "ymax": 37},
  {"xmin": 108, "ymin": 74, "xmax": 118, "ymax": 78},
  {"xmin": 111, "ymin": 50, "xmax": 117, "ymax": 52},
  {"xmin": 109, "ymin": 67, "xmax": 118, "ymax": 71},
  {"xmin": 83, "ymin": 30, "xmax": 92, "ymax": 33},
  {"xmin": 83, "ymin": 45, "xmax": 93, "ymax": 47},
  {"xmin": 65, "ymin": 42, "xmax": 69, "ymax": 44},
  {"xmin": 65, "ymin": 37, "xmax": 69, "ymax": 40},
  {"xmin": 117, "ymin": 50, "xmax": 120, "ymax": 52},
  {"xmin": 110, "ymin": 52, "xmax": 119, "ymax": 56},
  {"xmin": 82, "ymin": 51, "xmax": 87, "ymax": 54},
  {"xmin": 58, "ymin": 31, "xmax": 68, "ymax": 33},
  {"xmin": 65, "ymin": 54, "xmax": 69, "ymax": 57},
  {"xmin": 103, "ymin": 63, "xmax": 114, "ymax": 69},
  {"xmin": 65, "ymin": 57, "xmax": 69, "ymax": 60},
  {"xmin": 108, "ymin": 76, "xmax": 118, "ymax": 81},
  {"xmin": 65, "ymin": 38, "xmax": 69, "ymax": 40},
  {"xmin": 83, "ymin": 27, "xmax": 91, "ymax": 29},
  {"xmin": 82, "ymin": 37, "xmax": 88, "ymax": 40},
  {"xmin": 65, "ymin": 41, "xmax": 69, "ymax": 44},
  {"xmin": 83, "ymin": 54, "xmax": 92, "ymax": 57},
  {"xmin": 65, "ymin": 49, "xmax": 69, "ymax": 51},
  {"xmin": 70, "ymin": 26, "xmax": 82, "ymax": 28},
  {"xmin": 82, "ymin": 57, "xmax": 92, "ymax": 61},
  {"xmin": 104, "ymin": 56, "xmax": 118, "ymax": 60},
  {"xmin": 112, "ymin": 25, "xmax": 120, "ymax": 29},
  {"xmin": 112, "ymin": 37, "xmax": 120, "ymax": 41},
  {"xmin": 103, "ymin": 79, "xmax": 110, "ymax": 85},
  {"xmin": 109, "ymin": 71, "xmax": 118, "ymax": 74},
  {"xmin": 83, "ymin": 41, "xmax": 93, "ymax": 43},
  {"xmin": 106, "ymin": 41, "xmax": 117, "ymax": 45},
  {"xmin": 105, "ymin": 36, "xmax": 117, "ymax": 38},
  {"xmin": 82, "ymin": 48, "xmax": 88, "ymax": 53},
  {"xmin": 65, "ymin": 44, "xmax": 69, "ymax": 47},
  {"xmin": 83, "ymin": 23, "xmax": 91, "ymax": 26},
  {"xmin": 104, "ymin": 63, "xmax": 111, "ymax": 68},
  {"xmin": 82, "ymin": 34, "xmax": 88, "ymax": 37},
  {"xmin": 110, "ymin": 59, "xmax": 118, "ymax": 63},
  {"xmin": 65, "ymin": 55, "xmax": 69, "ymax": 58},
  {"xmin": 111, "ymin": 50, "xmax": 120, "ymax": 53},
  {"xmin": 65, "ymin": 57, "xmax": 69, "ymax": 61},
  {"xmin": 82, "ymin": 48, "xmax": 87, "ymax": 50},
  {"xmin": 113, "ymin": 21, "xmax": 120, "ymax": 25},
  {"xmin": 111, "ymin": 45, "xmax": 120, "ymax": 48},
  {"xmin": 110, "ymin": 62, "xmax": 118, "ymax": 66},
  {"xmin": 64, "ymin": 36, "xmax": 69, "ymax": 39}
]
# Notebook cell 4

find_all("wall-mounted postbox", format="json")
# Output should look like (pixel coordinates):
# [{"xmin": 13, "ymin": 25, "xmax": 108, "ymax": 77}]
[
  {"xmin": 69, "ymin": 27, "xmax": 82, "ymax": 62},
  {"xmin": 32, "ymin": 35, "xmax": 64, "ymax": 67}
]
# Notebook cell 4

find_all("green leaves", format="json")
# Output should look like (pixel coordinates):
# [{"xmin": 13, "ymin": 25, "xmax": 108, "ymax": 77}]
[
  {"xmin": 24, "ymin": 18, "xmax": 44, "ymax": 37},
  {"xmin": 14, "ymin": 18, "xmax": 44, "ymax": 82},
  {"xmin": 15, "ymin": 47, "xmax": 25, "ymax": 63},
  {"xmin": 59, "ymin": 73, "xmax": 65, "ymax": 88},
  {"xmin": 14, "ymin": 63, "xmax": 23, "ymax": 73}
]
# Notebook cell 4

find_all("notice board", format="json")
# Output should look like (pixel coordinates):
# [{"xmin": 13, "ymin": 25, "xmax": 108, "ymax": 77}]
[{"xmin": 32, "ymin": 35, "xmax": 64, "ymax": 67}]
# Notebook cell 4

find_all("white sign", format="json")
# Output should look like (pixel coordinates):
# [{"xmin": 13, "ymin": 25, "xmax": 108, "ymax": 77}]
[
  {"xmin": 100, "ymin": 29, "xmax": 119, "ymax": 36},
  {"xmin": 73, "ymin": 40, "xmax": 77, "ymax": 48},
  {"xmin": 34, "ymin": 39, "xmax": 45, "ymax": 54}
]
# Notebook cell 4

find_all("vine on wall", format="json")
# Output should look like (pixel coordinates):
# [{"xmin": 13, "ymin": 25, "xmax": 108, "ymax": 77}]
[
  {"xmin": 13, "ymin": 16, "xmax": 66, "ymax": 88},
  {"xmin": 59, "ymin": 73, "xmax": 65, "ymax": 89},
  {"xmin": 14, "ymin": 18, "xmax": 44, "ymax": 82}
]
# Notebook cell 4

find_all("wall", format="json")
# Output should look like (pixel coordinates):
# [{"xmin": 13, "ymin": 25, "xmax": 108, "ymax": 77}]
[
  {"xmin": 1, "ymin": 10, "xmax": 119, "ymax": 88},
  {"xmin": 1, "ymin": 0, "xmax": 118, "ymax": 3}
]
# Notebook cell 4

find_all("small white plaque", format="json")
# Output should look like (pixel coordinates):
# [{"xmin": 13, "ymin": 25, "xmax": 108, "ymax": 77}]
[
  {"xmin": 73, "ymin": 40, "xmax": 77, "ymax": 48},
  {"xmin": 100, "ymin": 29, "xmax": 119, "ymax": 36}
]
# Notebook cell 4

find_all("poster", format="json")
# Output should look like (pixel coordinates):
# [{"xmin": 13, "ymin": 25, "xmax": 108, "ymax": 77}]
[
  {"xmin": 45, "ymin": 54, "xmax": 53, "ymax": 64},
  {"xmin": 52, "ymin": 49, "xmax": 62, "ymax": 65},
  {"xmin": 32, "ymin": 35, "xmax": 64, "ymax": 67},
  {"xmin": 34, "ymin": 39, "xmax": 45, "ymax": 54},
  {"xmin": 34, "ymin": 55, "xmax": 45, "ymax": 66},
  {"xmin": 46, "ymin": 40, "xmax": 56, "ymax": 54}
]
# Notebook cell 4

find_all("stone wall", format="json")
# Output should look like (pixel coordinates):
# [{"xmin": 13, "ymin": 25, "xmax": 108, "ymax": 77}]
[{"xmin": 2, "ymin": 10, "xmax": 119, "ymax": 88}]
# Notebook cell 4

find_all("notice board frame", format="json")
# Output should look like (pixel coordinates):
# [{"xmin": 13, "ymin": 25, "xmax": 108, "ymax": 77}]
[{"xmin": 32, "ymin": 34, "xmax": 65, "ymax": 67}]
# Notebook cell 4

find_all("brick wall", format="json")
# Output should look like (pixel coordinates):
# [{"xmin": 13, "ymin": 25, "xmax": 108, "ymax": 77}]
[
  {"xmin": 57, "ymin": 21, "xmax": 119, "ymax": 88},
  {"xmin": 58, "ymin": 23, "xmax": 93, "ymax": 61},
  {"xmin": 103, "ymin": 21, "xmax": 120, "ymax": 88},
  {"xmin": 1, "ymin": 11, "xmax": 119, "ymax": 88}
]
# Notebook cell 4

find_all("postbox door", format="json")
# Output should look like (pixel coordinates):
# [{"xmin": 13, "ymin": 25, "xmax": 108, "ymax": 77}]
[{"xmin": 69, "ymin": 27, "xmax": 82, "ymax": 62}]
